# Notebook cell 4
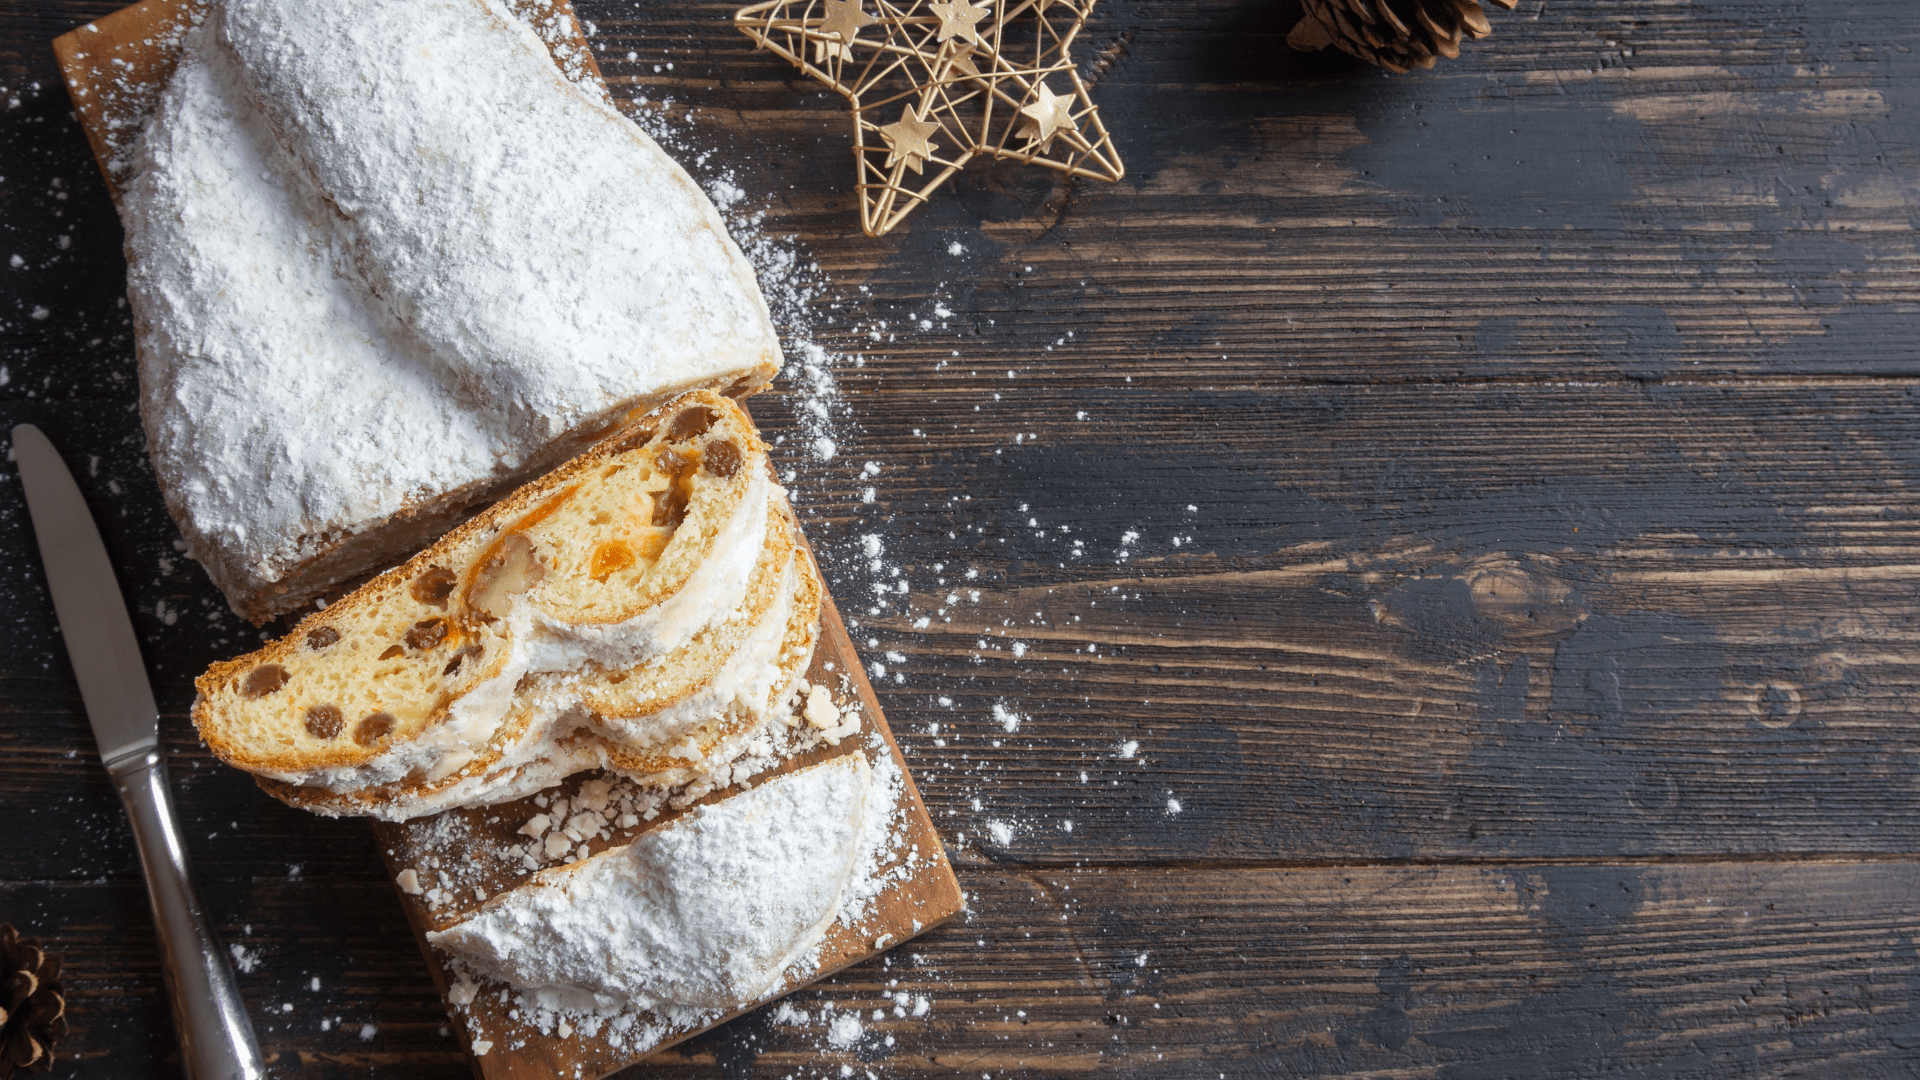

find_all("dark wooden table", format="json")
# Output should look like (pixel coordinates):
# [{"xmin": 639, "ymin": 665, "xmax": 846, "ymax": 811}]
[{"xmin": 5, "ymin": 0, "xmax": 1920, "ymax": 1075}]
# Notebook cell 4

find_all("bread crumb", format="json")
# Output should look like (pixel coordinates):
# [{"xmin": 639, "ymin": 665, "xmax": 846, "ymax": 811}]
[{"xmin": 803, "ymin": 685, "xmax": 839, "ymax": 729}]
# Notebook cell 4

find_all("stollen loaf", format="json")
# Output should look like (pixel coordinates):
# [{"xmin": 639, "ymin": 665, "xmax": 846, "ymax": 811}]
[{"xmin": 123, "ymin": 0, "xmax": 781, "ymax": 621}]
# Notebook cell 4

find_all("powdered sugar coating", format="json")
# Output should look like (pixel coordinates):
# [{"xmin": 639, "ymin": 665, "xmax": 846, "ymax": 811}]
[
  {"xmin": 215, "ymin": 0, "xmax": 780, "ymax": 445},
  {"xmin": 123, "ymin": 24, "xmax": 511, "ymax": 602},
  {"xmin": 428, "ymin": 753, "xmax": 873, "ymax": 1012}
]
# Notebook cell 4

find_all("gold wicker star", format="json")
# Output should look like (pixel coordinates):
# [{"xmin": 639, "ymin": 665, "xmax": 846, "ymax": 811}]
[{"xmin": 735, "ymin": 0, "xmax": 1125, "ymax": 236}]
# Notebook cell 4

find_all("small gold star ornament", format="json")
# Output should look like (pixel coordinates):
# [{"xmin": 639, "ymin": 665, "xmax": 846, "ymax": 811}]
[
  {"xmin": 878, "ymin": 104, "xmax": 942, "ymax": 172},
  {"xmin": 928, "ymin": 0, "xmax": 990, "ymax": 44},
  {"xmin": 813, "ymin": 0, "xmax": 877, "ymax": 60},
  {"xmin": 736, "ymin": 0, "xmax": 1125, "ymax": 236},
  {"xmin": 1017, "ymin": 80, "xmax": 1077, "ymax": 149}
]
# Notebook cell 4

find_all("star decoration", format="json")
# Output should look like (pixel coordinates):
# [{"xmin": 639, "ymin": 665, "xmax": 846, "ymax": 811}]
[
  {"xmin": 813, "ymin": 0, "xmax": 878, "ymax": 61},
  {"xmin": 736, "ymin": 0, "xmax": 1125, "ymax": 236},
  {"xmin": 928, "ymin": 0, "xmax": 990, "ymax": 45},
  {"xmin": 1017, "ymin": 80, "xmax": 1077, "ymax": 150},
  {"xmin": 878, "ymin": 104, "xmax": 942, "ymax": 173}
]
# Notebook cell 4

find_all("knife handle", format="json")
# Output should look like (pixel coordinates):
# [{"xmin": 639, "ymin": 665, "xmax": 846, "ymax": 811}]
[{"xmin": 110, "ymin": 748, "xmax": 267, "ymax": 1080}]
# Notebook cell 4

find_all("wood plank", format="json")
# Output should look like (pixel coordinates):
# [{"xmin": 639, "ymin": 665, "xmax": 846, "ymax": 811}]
[
  {"xmin": 17, "ymin": 859, "xmax": 1920, "ymax": 1078},
  {"xmin": 5, "ymin": 1, "xmax": 1919, "ymax": 388},
  {"xmin": 807, "ymin": 379, "xmax": 1920, "ymax": 864}
]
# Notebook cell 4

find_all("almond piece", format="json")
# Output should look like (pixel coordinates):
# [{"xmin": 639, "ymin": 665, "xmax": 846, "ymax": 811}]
[{"xmin": 468, "ymin": 533, "xmax": 545, "ymax": 620}]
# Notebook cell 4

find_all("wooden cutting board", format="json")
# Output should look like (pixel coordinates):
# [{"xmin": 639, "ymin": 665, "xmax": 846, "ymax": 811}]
[{"xmin": 51, "ymin": 3, "xmax": 963, "ymax": 1077}]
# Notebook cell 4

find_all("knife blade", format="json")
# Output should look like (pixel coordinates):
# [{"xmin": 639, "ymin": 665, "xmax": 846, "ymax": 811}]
[
  {"xmin": 12, "ymin": 423, "xmax": 159, "ymax": 767},
  {"xmin": 13, "ymin": 424, "xmax": 265, "ymax": 1080}
]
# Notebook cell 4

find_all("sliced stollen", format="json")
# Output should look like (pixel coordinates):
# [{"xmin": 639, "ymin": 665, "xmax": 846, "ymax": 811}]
[
  {"xmin": 592, "ymin": 533, "xmax": 824, "ymax": 781},
  {"xmin": 125, "ymin": 0, "xmax": 781, "ymax": 622},
  {"xmin": 258, "ymin": 502, "xmax": 825, "ymax": 821},
  {"xmin": 194, "ymin": 391, "xmax": 775, "ymax": 799},
  {"xmin": 428, "ymin": 753, "xmax": 873, "ymax": 1014}
]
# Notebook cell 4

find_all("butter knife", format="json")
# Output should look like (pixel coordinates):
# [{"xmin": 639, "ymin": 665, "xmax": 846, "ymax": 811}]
[{"xmin": 12, "ymin": 424, "xmax": 265, "ymax": 1080}]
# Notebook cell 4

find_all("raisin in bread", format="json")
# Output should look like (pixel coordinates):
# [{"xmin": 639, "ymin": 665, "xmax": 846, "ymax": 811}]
[
  {"xmin": 125, "ymin": 0, "xmax": 780, "ymax": 623},
  {"xmin": 193, "ymin": 391, "xmax": 783, "ymax": 801}
]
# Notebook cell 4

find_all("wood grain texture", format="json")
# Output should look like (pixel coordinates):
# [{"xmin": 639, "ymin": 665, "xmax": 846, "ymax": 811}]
[
  {"xmin": 16, "ymin": 861, "xmax": 1920, "ymax": 1077},
  {"xmin": 2, "ymin": 0, "xmax": 1918, "ymax": 1074}
]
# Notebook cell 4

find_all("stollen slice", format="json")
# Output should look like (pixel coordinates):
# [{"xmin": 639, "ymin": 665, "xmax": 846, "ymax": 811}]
[
  {"xmin": 426, "ymin": 753, "xmax": 873, "ymax": 1013},
  {"xmin": 592, "ymin": 533, "xmax": 824, "ymax": 782},
  {"xmin": 193, "ymin": 391, "xmax": 772, "ymax": 796},
  {"xmin": 257, "ymin": 502, "xmax": 824, "ymax": 821}
]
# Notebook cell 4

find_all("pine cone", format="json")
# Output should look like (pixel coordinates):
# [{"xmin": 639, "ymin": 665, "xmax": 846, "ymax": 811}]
[
  {"xmin": 1289, "ymin": 0, "xmax": 1516, "ymax": 73},
  {"xmin": 0, "ymin": 925, "xmax": 67, "ymax": 1077}
]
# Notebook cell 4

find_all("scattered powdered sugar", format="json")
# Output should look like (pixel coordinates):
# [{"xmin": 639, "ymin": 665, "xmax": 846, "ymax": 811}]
[
  {"xmin": 228, "ymin": 943, "xmax": 261, "ymax": 974},
  {"xmin": 827, "ymin": 1009, "xmax": 866, "ymax": 1048}
]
